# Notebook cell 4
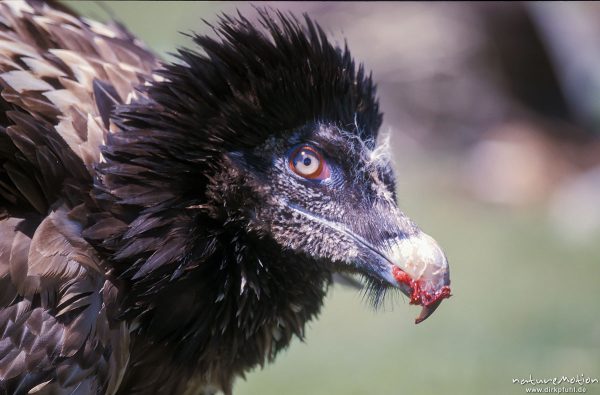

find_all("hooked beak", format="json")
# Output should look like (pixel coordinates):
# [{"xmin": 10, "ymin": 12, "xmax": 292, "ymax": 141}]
[
  {"xmin": 385, "ymin": 232, "xmax": 451, "ymax": 324},
  {"xmin": 286, "ymin": 203, "xmax": 450, "ymax": 324}
]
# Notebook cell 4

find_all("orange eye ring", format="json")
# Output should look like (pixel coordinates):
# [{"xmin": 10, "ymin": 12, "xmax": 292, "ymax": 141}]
[{"xmin": 288, "ymin": 145, "xmax": 330, "ymax": 180}]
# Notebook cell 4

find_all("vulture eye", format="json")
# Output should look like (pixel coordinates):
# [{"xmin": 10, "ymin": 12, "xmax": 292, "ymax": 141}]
[{"xmin": 289, "ymin": 145, "xmax": 330, "ymax": 180}]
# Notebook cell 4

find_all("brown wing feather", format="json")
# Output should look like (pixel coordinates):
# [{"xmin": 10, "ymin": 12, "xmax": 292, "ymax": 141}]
[{"xmin": 0, "ymin": 1, "xmax": 159, "ymax": 393}]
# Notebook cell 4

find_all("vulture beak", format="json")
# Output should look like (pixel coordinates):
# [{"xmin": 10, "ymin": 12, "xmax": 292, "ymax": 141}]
[
  {"xmin": 287, "ymin": 203, "xmax": 450, "ymax": 323},
  {"xmin": 384, "ymin": 232, "xmax": 451, "ymax": 324}
]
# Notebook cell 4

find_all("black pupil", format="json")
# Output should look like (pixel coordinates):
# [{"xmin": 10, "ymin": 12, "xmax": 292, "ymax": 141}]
[{"xmin": 303, "ymin": 156, "xmax": 312, "ymax": 167}]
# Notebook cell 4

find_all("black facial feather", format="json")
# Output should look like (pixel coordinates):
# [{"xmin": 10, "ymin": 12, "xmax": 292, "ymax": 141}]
[{"xmin": 93, "ymin": 9, "xmax": 385, "ymax": 296}]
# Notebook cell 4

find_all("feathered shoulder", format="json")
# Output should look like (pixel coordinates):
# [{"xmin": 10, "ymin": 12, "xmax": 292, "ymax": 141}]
[
  {"xmin": 0, "ymin": 2, "xmax": 156, "ymax": 392},
  {"xmin": 0, "ymin": 0, "xmax": 158, "ymax": 213}
]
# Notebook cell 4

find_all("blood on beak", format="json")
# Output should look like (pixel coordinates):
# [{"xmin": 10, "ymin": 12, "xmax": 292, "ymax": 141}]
[{"xmin": 389, "ymin": 232, "xmax": 451, "ymax": 324}]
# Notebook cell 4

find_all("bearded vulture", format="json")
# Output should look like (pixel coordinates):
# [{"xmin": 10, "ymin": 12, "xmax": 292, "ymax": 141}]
[{"xmin": 0, "ymin": 1, "xmax": 451, "ymax": 394}]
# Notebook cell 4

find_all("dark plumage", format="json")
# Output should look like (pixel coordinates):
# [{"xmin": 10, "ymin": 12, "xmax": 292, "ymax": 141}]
[{"xmin": 0, "ymin": 2, "xmax": 451, "ymax": 394}]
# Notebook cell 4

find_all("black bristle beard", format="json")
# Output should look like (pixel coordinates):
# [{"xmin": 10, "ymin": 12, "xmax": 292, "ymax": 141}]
[{"xmin": 362, "ymin": 275, "xmax": 391, "ymax": 310}]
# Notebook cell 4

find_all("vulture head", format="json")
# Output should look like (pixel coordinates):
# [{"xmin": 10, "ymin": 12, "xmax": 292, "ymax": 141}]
[{"xmin": 85, "ymin": 8, "xmax": 451, "ymax": 385}]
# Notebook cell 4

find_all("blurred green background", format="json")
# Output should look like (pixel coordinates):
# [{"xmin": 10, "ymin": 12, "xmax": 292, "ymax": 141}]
[{"xmin": 66, "ymin": 2, "xmax": 600, "ymax": 394}]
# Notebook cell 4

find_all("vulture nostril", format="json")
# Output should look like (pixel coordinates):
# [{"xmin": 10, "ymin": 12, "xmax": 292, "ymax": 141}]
[{"xmin": 381, "ymin": 230, "xmax": 401, "ymax": 240}]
